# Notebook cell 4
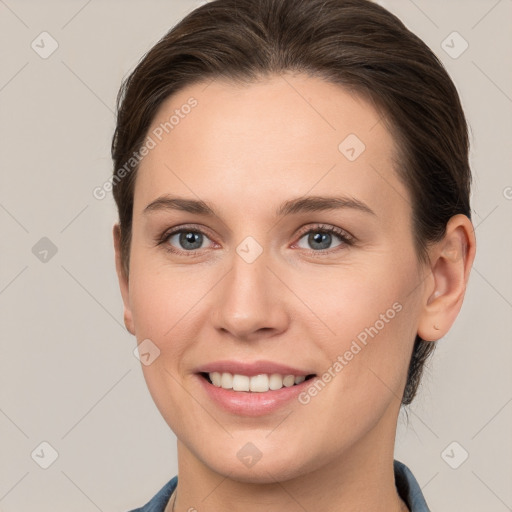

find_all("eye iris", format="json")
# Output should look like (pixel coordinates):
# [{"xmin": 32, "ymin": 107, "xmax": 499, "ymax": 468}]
[
  {"xmin": 309, "ymin": 231, "xmax": 331, "ymax": 250},
  {"xmin": 179, "ymin": 231, "xmax": 203, "ymax": 250}
]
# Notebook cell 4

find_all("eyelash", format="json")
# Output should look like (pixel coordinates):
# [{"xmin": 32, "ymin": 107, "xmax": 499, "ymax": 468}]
[{"xmin": 156, "ymin": 223, "xmax": 355, "ymax": 258}]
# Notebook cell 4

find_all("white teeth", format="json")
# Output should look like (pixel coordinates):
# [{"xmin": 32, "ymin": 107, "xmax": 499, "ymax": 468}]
[
  {"xmin": 220, "ymin": 372, "xmax": 233, "ymax": 389},
  {"xmin": 249, "ymin": 374, "xmax": 268, "ymax": 392},
  {"xmin": 210, "ymin": 371, "xmax": 221, "ymax": 387},
  {"xmin": 269, "ymin": 373, "xmax": 283, "ymax": 390},
  {"xmin": 232, "ymin": 374, "xmax": 250, "ymax": 391},
  {"xmin": 283, "ymin": 375, "xmax": 295, "ymax": 387},
  {"xmin": 208, "ymin": 372, "xmax": 309, "ymax": 392}
]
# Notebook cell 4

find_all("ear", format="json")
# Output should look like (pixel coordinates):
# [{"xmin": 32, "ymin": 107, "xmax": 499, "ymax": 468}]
[
  {"xmin": 113, "ymin": 224, "xmax": 135, "ymax": 335},
  {"xmin": 417, "ymin": 214, "xmax": 476, "ymax": 342}
]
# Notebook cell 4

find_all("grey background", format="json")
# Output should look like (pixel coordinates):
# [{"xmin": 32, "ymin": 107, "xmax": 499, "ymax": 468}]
[{"xmin": 0, "ymin": 0, "xmax": 511, "ymax": 510}]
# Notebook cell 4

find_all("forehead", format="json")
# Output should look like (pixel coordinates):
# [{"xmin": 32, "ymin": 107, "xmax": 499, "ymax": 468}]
[{"xmin": 134, "ymin": 73, "xmax": 408, "ymax": 219}]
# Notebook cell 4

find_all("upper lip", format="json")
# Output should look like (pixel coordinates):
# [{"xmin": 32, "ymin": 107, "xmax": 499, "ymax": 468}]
[{"xmin": 194, "ymin": 360, "xmax": 315, "ymax": 377}]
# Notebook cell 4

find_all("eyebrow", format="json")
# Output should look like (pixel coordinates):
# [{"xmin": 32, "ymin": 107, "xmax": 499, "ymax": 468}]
[{"xmin": 143, "ymin": 194, "xmax": 376, "ymax": 217}]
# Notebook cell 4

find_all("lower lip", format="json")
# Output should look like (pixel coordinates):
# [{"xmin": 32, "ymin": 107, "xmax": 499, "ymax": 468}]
[{"xmin": 196, "ymin": 374, "xmax": 314, "ymax": 417}]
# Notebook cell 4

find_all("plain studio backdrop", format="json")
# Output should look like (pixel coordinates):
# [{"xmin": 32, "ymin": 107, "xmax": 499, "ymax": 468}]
[{"xmin": 0, "ymin": 0, "xmax": 511, "ymax": 510}]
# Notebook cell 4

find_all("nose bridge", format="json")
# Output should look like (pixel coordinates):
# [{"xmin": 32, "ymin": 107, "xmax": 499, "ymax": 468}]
[{"xmin": 212, "ymin": 238, "xmax": 287, "ymax": 338}]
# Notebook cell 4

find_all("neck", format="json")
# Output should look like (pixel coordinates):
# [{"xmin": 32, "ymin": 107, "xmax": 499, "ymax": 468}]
[{"xmin": 171, "ymin": 404, "xmax": 407, "ymax": 512}]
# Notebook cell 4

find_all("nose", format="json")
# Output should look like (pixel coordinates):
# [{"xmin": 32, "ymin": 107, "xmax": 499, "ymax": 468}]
[{"xmin": 211, "ymin": 246, "xmax": 290, "ymax": 341}]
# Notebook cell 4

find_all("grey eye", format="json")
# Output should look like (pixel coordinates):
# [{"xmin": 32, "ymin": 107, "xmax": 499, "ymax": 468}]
[
  {"xmin": 168, "ymin": 231, "xmax": 207, "ymax": 251},
  {"xmin": 296, "ymin": 230, "xmax": 343, "ymax": 251}
]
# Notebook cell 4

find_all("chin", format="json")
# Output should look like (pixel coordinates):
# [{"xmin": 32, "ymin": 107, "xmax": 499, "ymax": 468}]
[
  {"xmin": 189, "ymin": 436, "xmax": 323, "ymax": 485},
  {"xmin": 209, "ymin": 455, "xmax": 309, "ymax": 484}
]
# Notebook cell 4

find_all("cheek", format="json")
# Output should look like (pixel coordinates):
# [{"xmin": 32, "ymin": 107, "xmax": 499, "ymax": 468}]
[
  {"xmin": 127, "ymin": 250, "xmax": 207, "ymax": 341},
  {"xmin": 300, "ymin": 257, "xmax": 416, "ymax": 344},
  {"xmin": 299, "ymin": 251, "xmax": 421, "ymax": 397},
  {"xmin": 127, "ymin": 260, "xmax": 200, "ymax": 429}
]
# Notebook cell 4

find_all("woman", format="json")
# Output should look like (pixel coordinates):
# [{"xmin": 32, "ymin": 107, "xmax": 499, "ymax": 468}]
[{"xmin": 111, "ymin": 0, "xmax": 476, "ymax": 510}]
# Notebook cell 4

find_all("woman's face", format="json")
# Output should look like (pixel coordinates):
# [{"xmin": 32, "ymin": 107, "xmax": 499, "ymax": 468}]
[{"xmin": 119, "ymin": 74, "xmax": 429, "ymax": 482}]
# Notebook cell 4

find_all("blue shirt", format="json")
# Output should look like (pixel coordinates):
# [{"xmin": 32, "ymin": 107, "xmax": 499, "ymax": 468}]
[{"xmin": 128, "ymin": 459, "xmax": 430, "ymax": 511}]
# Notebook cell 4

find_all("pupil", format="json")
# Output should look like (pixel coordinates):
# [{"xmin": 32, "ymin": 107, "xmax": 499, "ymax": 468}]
[
  {"xmin": 310, "ymin": 232, "xmax": 331, "ymax": 250},
  {"xmin": 180, "ymin": 231, "xmax": 202, "ymax": 250}
]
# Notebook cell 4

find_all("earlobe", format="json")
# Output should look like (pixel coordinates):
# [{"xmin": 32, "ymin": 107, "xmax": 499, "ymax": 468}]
[
  {"xmin": 417, "ymin": 214, "xmax": 476, "ymax": 342},
  {"xmin": 113, "ymin": 224, "xmax": 135, "ymax": 335}
]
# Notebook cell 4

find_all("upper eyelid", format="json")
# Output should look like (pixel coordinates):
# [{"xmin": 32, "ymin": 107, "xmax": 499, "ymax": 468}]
[
  {"xmin": 159, "ymin": 224, "xmax": 217, "ymax": 247},
  {"xmin": 296, "ymin": 223, "xmax": 352, "ymax": 238}
]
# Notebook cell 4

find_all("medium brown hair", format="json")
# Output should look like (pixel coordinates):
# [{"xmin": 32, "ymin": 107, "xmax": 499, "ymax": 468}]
[{"xmin": 111, "ymin": 0, "xmax": 471, "ymax": 405}]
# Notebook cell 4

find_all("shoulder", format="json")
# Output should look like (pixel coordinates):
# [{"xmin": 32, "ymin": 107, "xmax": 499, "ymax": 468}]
[
  {"xmin": 127, "ymin": 475, "xmax": 178, "ymax": 512},
  {"xmin": 394, "ymin": 460, "xmax": 431, "ymax": 512}
]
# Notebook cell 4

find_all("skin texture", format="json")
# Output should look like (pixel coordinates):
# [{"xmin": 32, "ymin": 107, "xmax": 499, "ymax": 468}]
[{"xmin": 114, "ymin": 73, "xmax": 476, "ymax": 512}]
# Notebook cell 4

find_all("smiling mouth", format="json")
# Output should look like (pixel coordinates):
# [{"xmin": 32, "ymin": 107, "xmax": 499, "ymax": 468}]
[{"xmin": 200, "ymin": 372, "xmax": 316, "ymax": 393}]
